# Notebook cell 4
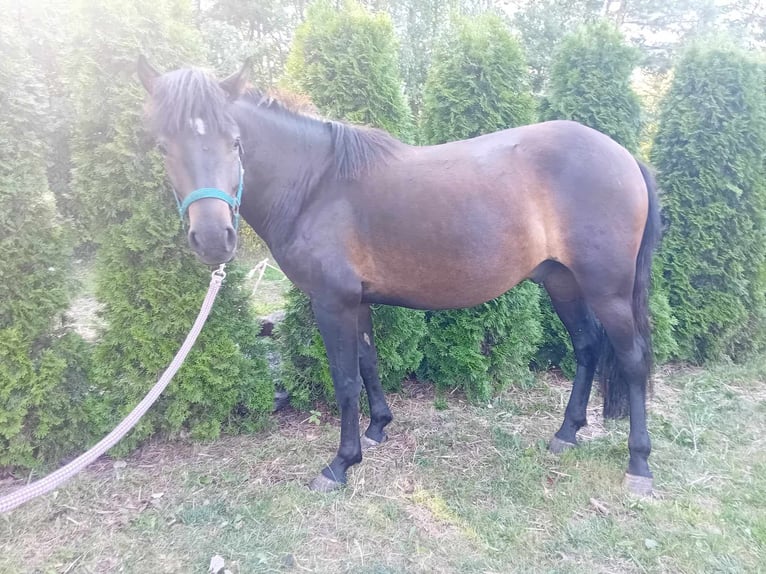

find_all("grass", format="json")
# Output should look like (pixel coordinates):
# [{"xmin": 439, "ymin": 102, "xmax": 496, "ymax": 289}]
[
  {"xmin": 2, "ymin": 359, "xmax": 765, "ymax": 573},
  {"xmin": 237, "ymin": 250, "xmax": 291, "ymax": 317}
]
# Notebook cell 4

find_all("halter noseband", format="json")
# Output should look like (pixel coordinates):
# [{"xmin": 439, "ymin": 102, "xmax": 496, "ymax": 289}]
[{"xmin": 173, "ymin": 156, "xmax": 245, "ymax": 230}]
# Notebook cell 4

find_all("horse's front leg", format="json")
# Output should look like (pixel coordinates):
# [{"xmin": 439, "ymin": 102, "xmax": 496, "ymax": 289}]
[{"xmin": 309, "ymin": 294, "xmax": 363, "ymax": 492}]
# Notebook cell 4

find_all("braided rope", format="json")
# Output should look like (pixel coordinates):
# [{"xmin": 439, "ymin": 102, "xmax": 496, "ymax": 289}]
[{"xmin": 0, "ymin": 267, "xmax": 226, "ymax": 514}]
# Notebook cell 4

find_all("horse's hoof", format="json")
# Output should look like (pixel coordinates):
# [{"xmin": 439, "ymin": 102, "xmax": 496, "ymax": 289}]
[
  {"xmin": 549, "ymin": 436, "xmax": 577, "ymax": 454},
  {"xmin": 309, "ymin": 473, "xmax": 345, "ymax": 493},
  {"xmin": 623, "ymin": 473, "xmax": 653, "ymax": 496},
  {"xmin": 361, "ymin": 433, "xmax": 387, "ymax": 451}
]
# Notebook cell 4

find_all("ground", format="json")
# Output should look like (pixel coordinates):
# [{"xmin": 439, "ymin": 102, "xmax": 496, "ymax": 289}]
[{"xmin": 2, "ymin": 361, "xmax": 765, "ymax": 573}]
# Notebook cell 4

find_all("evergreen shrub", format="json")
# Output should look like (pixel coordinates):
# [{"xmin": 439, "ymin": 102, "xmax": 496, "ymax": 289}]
[
  {"xmin": 652, "ymin": 43, "xmax": 766, "ymax": 361},
  {"xmin": 419, "ymin": 14, "xmax": 543, "ymax": 401}
]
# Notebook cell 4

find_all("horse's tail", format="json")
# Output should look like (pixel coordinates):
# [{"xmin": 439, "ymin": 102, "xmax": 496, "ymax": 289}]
[{"xmin": 601, "ymin": 159, "xmax": 662, "ymax": 418}]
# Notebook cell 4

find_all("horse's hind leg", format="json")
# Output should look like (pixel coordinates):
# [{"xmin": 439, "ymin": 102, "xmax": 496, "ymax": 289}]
[
  {"xmin": 543, "ymin": 266, "xmax": 602, "ymax": 452},
  {"xmin": 587, "ymin": 292, "xmax": 653, "ymax": 495},
  {"xmin": 358, "ymin": 304, "xmax": 393, "ymax": 448}
]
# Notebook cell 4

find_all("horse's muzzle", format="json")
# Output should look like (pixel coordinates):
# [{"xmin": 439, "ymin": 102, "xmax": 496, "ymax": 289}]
[{"xmin": 188, "ymin": 224, "xmax": 237, "ymax": 265}]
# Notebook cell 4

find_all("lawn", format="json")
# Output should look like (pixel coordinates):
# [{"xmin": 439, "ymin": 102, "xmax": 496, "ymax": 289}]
[{"xmin": 2, "ymin": 359, "xmax": 765, "ymax": 573}]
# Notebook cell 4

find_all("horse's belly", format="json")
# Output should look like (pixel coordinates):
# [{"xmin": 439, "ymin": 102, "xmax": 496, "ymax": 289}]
[{"xmin": 359, "ymin": 253, "xmax": 533, "ymax": 310}]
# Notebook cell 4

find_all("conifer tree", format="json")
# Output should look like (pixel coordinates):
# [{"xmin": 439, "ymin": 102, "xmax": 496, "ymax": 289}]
[
  {"xmin": 538, "ymin": 22, "xmax": 677, "ymax": 368},
  {"xmin": 653, "ymin": 44, "xmax": 766, "ymax": 361},
  {"xmin": 0, "ymin": 7, "xmax": 90, "ymax": 468},
  {"xmin": 69, "ymin": 0, "xmax": 273, "ymax": 449},
  {"xmin": 419, "ymin": 15, "xmax": 542, "ymax": 402}
]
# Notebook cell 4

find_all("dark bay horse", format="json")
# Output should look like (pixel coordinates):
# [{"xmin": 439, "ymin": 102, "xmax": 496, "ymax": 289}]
[{"xmin": 137, "ymin": 58, "xmax": 660, "ymax": 496}]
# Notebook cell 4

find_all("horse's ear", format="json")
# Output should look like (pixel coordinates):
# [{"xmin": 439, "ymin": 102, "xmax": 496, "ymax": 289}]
[
  {"xmin": 219, "ymin": 58, "xmax": 251, "ymax": 101},
  {"xmin": 137, "ymin": 54, "xmax": 160, "ymax": 94}
]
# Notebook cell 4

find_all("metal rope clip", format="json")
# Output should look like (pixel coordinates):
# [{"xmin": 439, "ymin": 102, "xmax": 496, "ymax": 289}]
[{"xmin": 212, "ymin": 263, "xmax": 227, "ymax": 281}]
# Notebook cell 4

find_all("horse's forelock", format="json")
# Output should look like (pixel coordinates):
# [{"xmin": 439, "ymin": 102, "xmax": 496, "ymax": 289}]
[{"xmin": 149, "ymin": 68, "xmax": 233, "ymax": 136}]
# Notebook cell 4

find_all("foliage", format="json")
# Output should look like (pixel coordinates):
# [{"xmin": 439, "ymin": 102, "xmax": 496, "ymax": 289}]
[
  {"xmin": 513, "ymin": 0, "xmax": 760, "ymax": 90},
  {"xmin": 0, "ymin": 8, "xmax": 91, "ymax": 470},
  {"xmin": 512, "ymin": 0, "xmax": 603, "ymax": 93},
  {"xmin": 541, "ymin": 21, "xmax": 678, "ymax": 367},
  {"xmin": 539, "ymin": 21, "xmax": 675, "ymax": 366},
  {"xmin": 381, "ymin": 0, "xmax": 502, "ymax": 125},
  {"xmin": 0, "ymin": 330, "xmax": 93, "ymax": 469},
  {"xmin": 68, "ymin": 0, "xmax": 273, "ymax": 452},
  {"xmin": 418, "ymin": 283, "xmax": 543, "ymax": 402},
  {"xmin": 285, "ymin": 0, "xmax": 413, "ymax": 140},
  {"xmin": 545, "ymin": 21, "xmax": 641, "ymax": 152},
  {"xmin": 277, "ymin": 288, "xmax": 334, "ymax": 409},
  {"xmin": 419, "ymin": 14, "xmax": 542, "ymax": 402},
  {"xmin": 652, "ymin": 43, "xmax": 766, "ymax": 361},
  {"xmin": 649, "ymin": 266, "xmax": 680, "ymax": 363},
  {"xmin": 421, "ymin": 14, "xmax": 536, "ymax": 143},
  {"xmin": 278, "ymin": 288, "xmax": 426, "ymax": 409},
  {"xmin": 530, "ymin": 296, "xmax": 576, "ymax": 378},
  {"xmin": 200, "ymin": 0, "xmax": 306, "ymax": 82},
  {"xmin": 9, "ymin": 2, "xmax": 77, "ymax": 233}
]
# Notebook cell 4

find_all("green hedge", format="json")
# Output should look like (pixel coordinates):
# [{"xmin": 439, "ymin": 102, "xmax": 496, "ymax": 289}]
[
  {"xmin": 286, "ymin": 0, "xmax": 413, "ymax": 141},
  {"xmin": 0, "ymin": 11, "xmax": 92, "ymax": 469},
  {"xmin": 278, "ymin": 288, "xmax": 426, "ymax": 410},
  {"xmin": 68, "ymin": 0, "xmax": 273, "ymax": 453},
  {"xmin": 419, "ymin": 15, "xmax": 543, "ymax": 400},
  {"xmin": 418, "ymin": 283, "xmax": 543, "ymax": 402},
  {"xmin": 278, "ymin": 1, "xmax": 425, "ymax": 408},
  {"xmin": 542, "ymin": 20, "xmax": 678, "ymax": 366},
  {"xmin": 653, "ymin": 43, "xmax": 766, "ymax": 361}
]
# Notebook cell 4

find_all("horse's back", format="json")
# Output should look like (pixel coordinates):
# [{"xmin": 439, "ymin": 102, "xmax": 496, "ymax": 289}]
[{"xmin": 332, "ymin": 120, "xmax": 648, "ymax": 309}]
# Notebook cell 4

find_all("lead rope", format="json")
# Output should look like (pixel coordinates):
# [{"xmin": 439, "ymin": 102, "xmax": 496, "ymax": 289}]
[{"xmin": 0, "ymin": 265, "xmax": 227, "ymax": 514}]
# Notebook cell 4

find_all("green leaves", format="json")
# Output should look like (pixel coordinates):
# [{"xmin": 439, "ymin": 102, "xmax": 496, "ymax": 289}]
[
  {"xmin": 285, "ymin": 0, "xmax": 413, "ymax": 141},
  {"xmin": 421, "ymin": 14, "xmax": 536, "ymax": 145},
  {"xmin": 64, "ymin": 0, "xmax": 272, "ymax": 455},
  {"xmin": 418, "ymin": 15, "xmax": 542, "ymax": 400},
  {"xmin": 546, "ymin": 21, "xmax": 641, "ymax": 152},
  {"xmin": 279, "ymin": 1, "xmax": 425, "ymax": 407},
  {"xmin": 418, "ymin": 285, "xmax": 543, "ymax": 403},
  {"xmin": 0, "ymin": 7, "xmax": 87, "ymax": 470},
  {"xmin": 277, "ymin": 288, "xmax": 426, "ymax": 409},
  {"xmin": 653, "ymin": 43, "xmax": 766, "ymax": 361}
]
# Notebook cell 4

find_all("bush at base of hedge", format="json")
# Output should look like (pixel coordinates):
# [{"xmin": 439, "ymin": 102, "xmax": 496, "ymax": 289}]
[
  {"xmin": 277, "ymin": 287, "xmax": 426, "ymax": 411},
  {"xmin": 0, "ymin": 330, "xmax": 94, "ymax": 470},
  {"xmin": 418, "ymin": 282, "xmax": 543, "ymax": 403}
]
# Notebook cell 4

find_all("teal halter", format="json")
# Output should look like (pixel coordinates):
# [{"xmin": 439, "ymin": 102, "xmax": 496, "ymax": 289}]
[{"xmin": 174, "ymin": 157, "xmax": 244, "ymax": 230}]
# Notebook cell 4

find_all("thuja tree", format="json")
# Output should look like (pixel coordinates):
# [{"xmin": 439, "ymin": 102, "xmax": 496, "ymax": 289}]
[
  {"xmin": 540, "ymin": 21, "xmax": 678, "ymax": 368},
  {"xmin": 421, "ymin": 14, "xmax": 536, "ymax": 143},
  {"xmin": 419, "ymin": 15, "xmax": 542, "ymax": 402},
  {"xmin": 285, "ymin": 0, "xmax": 413, "ymax": 140},
  {"xmin": 0, "ymin": 8, "xmax": 91, "ymax": 470},
  {"xmin": 545, "ymin": 22, "xmax": 641, "ymax": 151},
  {"xmin": 652, "ymin": 43, "xmax": 766, "ymax": 361},
  {"xmin": 68, "ymin": 0, "xmax": 273, "ymax": 451},
  {"xmin": 279, "ymin": 0, "xmax": 425, "ymax": 409}
]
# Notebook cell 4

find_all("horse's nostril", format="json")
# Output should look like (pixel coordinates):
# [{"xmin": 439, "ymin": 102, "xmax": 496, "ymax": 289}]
[
  {"xmin": 188, "ymin": 230, "xmax": 200, "ymax": 251},
  {"xmin": 225, "ymin": 226, "xmax": 237, "ymax": 250}
]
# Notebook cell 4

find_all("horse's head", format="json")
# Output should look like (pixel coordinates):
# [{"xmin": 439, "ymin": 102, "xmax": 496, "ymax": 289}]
[{"xmin": 137, "ymin": 56, "xmax": 249, "ymax": 265}]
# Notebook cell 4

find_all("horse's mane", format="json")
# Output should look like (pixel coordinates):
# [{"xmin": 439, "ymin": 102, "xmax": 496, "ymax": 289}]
[
  {"xmin": 148, "ymin": 67, "xmax": 402, "ymax": 180},
  {"xmin": 241, "ymin": 88, "xmax": 402, "ymax": 180}
]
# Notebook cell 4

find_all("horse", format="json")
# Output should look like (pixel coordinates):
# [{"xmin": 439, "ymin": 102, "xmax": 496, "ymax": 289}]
[{"xmin": 137, "ymin": 57, "xmax": 661, "ymax": 496}]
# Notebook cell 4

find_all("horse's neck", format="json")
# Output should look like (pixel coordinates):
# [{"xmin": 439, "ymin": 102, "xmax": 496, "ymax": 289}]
[{"xmin": 237, "ymin": 105, "xmax": 333, "ymax": 248}]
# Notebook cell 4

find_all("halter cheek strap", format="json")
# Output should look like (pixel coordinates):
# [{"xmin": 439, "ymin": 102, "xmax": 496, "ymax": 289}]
[{"xmin": 173, "ymin": 158, "xmax": 245, "ymax": 230}]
